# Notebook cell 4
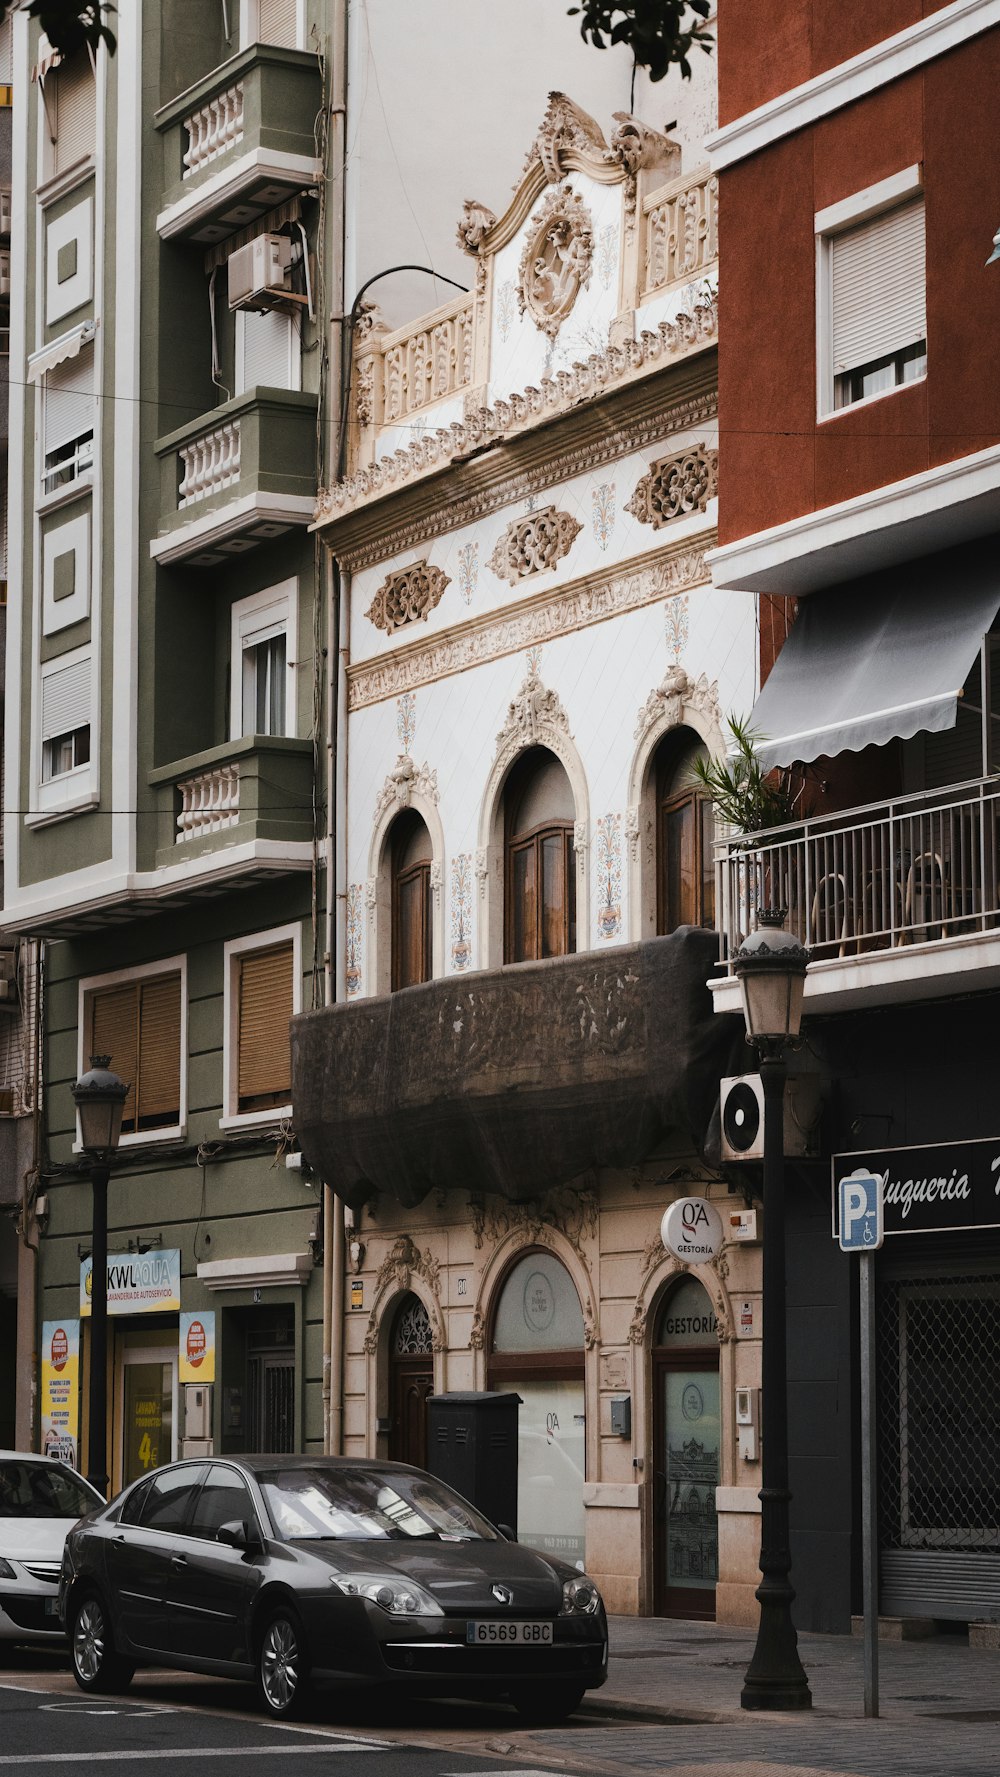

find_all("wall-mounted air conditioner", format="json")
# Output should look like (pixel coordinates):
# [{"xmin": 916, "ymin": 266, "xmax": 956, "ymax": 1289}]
[
  {"xmin": 227, "ymin": 233, "xmax": 292, "ymax": 313},
  {"xmin": 720, "ymin": 1072, "xmax": 823, "ymax": 1162}
]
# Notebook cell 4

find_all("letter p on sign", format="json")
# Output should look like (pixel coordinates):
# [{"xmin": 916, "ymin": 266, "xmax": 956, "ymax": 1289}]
[{"xmin": 838, "ymin": 1171, "xmax": 884, "ymax": 1253}]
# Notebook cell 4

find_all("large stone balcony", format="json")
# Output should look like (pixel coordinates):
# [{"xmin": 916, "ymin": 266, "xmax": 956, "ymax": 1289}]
[
  {"xmin": 292, "ymin": 930, "xmax": 738, "ymax": 1212},
  {"xmin": 155, "ymin": 45, "xmax": 323, "ymax": 244},
  {"xmin": 148, "ymin": 735, "xmax": 315, "ymax": 868},
  {"xmin": 151, "ymin": 388, "xmax": 317, "ymax": 566},
  {"xmin": 711, "ymin": 775, "xmax": 1000, "ymax": 1016}
]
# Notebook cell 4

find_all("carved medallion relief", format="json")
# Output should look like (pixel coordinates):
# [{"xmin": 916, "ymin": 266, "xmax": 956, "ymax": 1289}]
[
  {"xmin": 366, "ymin": 562, "xmax": 450, "ymax": 634},
  {"xmin": 518, "ymin": 185, "xmax": 594, "ymax": 340},
  {"xmin": 488, "ymin": 506, "xmax": 582, "ymax": 585},
  {"xmin": 625, "ymin": 446, "xmax": 719, "ymax": 530}
]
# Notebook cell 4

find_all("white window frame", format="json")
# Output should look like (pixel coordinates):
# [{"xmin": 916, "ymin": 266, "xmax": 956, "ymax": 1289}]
[
  {"xmin": 229, "ymin": 578, "xmax": 298, "ymax": 741},
  {"xmin": 221, "ymin": 921, "xmax": 301, "ymax": 1130},
  {"xmin": 75, "ymin": 954, "xmax": 188, "ymax": 1152},
  {"xmin": 34, "ymin": 642, "xmax": 96, "ymax": 819},
  {"xmin": 816, "ymin": 164, "xmax": 925, "ymax": 422},
  {"xmin": 239, "ymin": 0, "xmax": 305, "ymax": 50}
]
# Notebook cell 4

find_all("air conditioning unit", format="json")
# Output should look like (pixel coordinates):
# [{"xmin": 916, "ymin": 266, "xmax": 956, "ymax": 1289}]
[
  {"xmin": 227, "ymin": 233, "xmax": 292, "ymax": 312},
  {"xmin": 184, "ymin": 1383, "xmax": 213, "ymax": 1441},
  {"xmin": 720, "ymin": 1073, "xmax": 823, "ymax": 1162},
  {"xmin": 0, "ymin": 188, "xmax": 11, "ymax": 237}
]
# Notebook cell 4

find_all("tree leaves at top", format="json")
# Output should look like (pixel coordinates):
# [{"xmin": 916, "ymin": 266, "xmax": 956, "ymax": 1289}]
[
  {"xmin": 24, "ymin": 2, "xmax": 117, "ymax": 59},
  {"xmin": 568, "ymin": 0, "xmax": 713, "ymax": 82}
]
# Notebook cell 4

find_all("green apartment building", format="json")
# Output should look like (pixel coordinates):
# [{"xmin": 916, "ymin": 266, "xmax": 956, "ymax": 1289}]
[{"xmin": 3, "ymin": 0, "xmax": 340, "ymax": 1484}]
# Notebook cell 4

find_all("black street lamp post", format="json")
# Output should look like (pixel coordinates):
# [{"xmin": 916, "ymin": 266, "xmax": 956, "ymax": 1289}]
[
  {"xmin": 732, "ymin": 908, "xmax": 812, "ymax": 1712},
  {"xmin": 71, "ymin": 1056, "xmax": 128, "ymax": 1498}
]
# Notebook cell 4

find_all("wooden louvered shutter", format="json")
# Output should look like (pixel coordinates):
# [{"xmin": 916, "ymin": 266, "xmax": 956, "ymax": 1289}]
[
  {"xmin": 831, "ymin": 199, "xmax": 925, "ymax": 376},
  {"xmin": 136, "ymin": 975, "xmax": 181, "ymax": 1130},
  {"xmin": 258, "ymin": 0, "xmax": 299, "ymax": 47},
  {"xmin": 90, "ymin": 985, "xmax": 139, "ymax": 1131},
  {"xmin": 51, "ymin": 54, "xmax": 96, "ymax": 177},
  {"xmin": 237, "ymin": 942, "xmax": 293, "ymax": 1112}
]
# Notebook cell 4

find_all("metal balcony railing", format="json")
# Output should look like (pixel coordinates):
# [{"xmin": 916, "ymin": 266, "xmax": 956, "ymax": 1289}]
[{"xmin": 717, "ymin": 777, "xmax": 1000, "ymax": 964}]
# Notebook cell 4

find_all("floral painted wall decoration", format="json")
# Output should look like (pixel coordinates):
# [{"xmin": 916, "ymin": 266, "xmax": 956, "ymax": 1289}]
[
  {"xmin": 596, "ymin": 813, "xmax": 623, "ymax": 940},
  {"xmin": 450, "ymin": 854, "xmax": 473, "ymax": 971},
  {"xmin": 346, "ymin": 884, "xmax": 364, "ymax": 996}
]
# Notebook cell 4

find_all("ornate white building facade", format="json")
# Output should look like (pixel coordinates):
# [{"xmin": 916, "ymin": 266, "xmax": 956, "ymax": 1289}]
[{"xmin": 299, "ymin": 93, "xmax": 766, "ymax": 1622}]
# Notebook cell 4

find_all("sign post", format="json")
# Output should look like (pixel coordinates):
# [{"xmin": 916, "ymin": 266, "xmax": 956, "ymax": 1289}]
[{"xmin": 837, "ymin": 1169, "xmax": 884, "ymax": 1720}]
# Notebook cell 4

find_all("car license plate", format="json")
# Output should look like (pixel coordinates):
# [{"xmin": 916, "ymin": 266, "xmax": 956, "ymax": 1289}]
[{"xmin": 466, "ymin": 1620, "xmax": 553, "ymax": 1644}]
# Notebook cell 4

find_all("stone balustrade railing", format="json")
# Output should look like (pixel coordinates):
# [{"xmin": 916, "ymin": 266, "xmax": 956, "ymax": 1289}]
[
  {"xmin": 177, "ymin": 420, "xmax": 241, "ymax": 508},
  {"xmin": 176, "ymin": 764, "xmax": 240, "ymax": 843},
  {"xmin": 379, "ymin": 295, "xmax": 475, "ymax": 425},
  {"xmin": 643, "ymin": 166, "xmax": 718, "ymax": 296},
  {"xmin": 183, "ymin": 81, "xmax": 244, "ymax": 177}
]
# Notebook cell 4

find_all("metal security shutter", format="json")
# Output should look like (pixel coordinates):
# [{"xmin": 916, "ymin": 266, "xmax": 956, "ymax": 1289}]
[
  {"xmin": 90, "ymin": 984, "xmax": 139, "ymax": 1130},
  {"xmin": 237, "ymin": 309, "xmax": 297, "ymax": 393},
  {"xmin": 40, "ymin": 654, "xmax": 90, "ymax": 740},
  {"xmin": 44, "ymin": 347, "xmax": 95, "ymax": 454},
  {"xmin": 258, "ymin": 0, "xmax": 299, "ymax": 47},
  {"xmin": 237, "ymin": 941, "xmax": 293, "ymax": 1110},
  {"xmin": 137, "ymin": 975, "xmax": 182, "ymax": 1127},
  {"xmin": 831, "ymin": 199, "xmax": 925, "ymax": 376},
  {"xmin": 49, "ymin": 54, "xmax": 96, "ymax": 176}
]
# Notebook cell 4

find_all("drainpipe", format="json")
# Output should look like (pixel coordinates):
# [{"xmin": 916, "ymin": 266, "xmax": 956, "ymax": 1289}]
[{"xmin": 15, "ymin": 940, "xmax": 43, "ymax": 1451}]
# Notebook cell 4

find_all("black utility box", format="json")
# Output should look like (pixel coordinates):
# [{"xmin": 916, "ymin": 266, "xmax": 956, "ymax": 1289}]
[{"xmin": 425, "ymin": 1391, "xmax": 520, "ymax": 1534}]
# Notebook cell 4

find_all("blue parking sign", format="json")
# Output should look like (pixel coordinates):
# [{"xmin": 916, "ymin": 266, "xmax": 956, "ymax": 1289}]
[{"xmin": 838, "ymin": 1171, "xmax": 884, "ymax": 1252}]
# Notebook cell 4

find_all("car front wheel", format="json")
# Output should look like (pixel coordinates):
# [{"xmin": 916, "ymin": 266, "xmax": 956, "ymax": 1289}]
[
  {"xmin": 511, "ymin": 1678, "xmax": 588, "ymax": 1724},
  {"xmin": 256, "ymin": 1609, "xmax": 309, "ymax": 1719},
  {"xmin": 71, "ymin": 1592, "xmax": 134, "ymax": 1694}
]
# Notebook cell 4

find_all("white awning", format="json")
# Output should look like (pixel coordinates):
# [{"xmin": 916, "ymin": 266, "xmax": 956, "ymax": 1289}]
[
  {"xmin": 27, "ymin": 321, "xmax": 96, "ymax": 385},
  {"xmin": 748, "ymin": 562, "xmax": 1000, "ymax": 769}
]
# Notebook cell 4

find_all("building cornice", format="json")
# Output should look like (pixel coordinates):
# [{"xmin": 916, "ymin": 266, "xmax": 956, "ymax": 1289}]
[
  {"xmin": 708, "ymin": 442, "xmax": 1000, "ymax": 597},
  {"xmin": 706, "ymin": 0, "xmax": 1000, "ymax": 171},
  {"xmin": 347, "ymin": 531, "xmax": 715, "ymax": 711},
  {"xmin": 320, "ymin": 358, "xmax": 717, "ymax": 573}
]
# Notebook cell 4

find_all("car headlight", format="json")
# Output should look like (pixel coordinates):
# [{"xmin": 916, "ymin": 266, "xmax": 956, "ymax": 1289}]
[
  {"xmin": 0, "ymin": 1559, "xmax": 16, "ymax": 1581},
  {"xmin": 334, "ymin": 1572, "xmax": 444, "ymax": 1617},
  {"xmin": 561, "ymin": 1576, "xmax": 601, "ymax": 1616}
]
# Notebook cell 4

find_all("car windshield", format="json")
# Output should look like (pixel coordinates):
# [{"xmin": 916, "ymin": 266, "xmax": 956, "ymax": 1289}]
[
  {"xmin": 0, "ymin": 1461, "xmax": 99, "ymax": 1520},
  {"xmin": 258, "ymin": 1467, "xmax": 499, "ymax": 1543}
]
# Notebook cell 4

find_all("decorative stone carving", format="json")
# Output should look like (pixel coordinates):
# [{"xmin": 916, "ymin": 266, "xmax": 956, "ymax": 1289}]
[
  {"xmin": 456, "ymin": 198, "xmax": 497, "ymax": 254},
  {"xmin": 363, "ymin": 1311, "xmax": 379, "ymax": 1355},
  {"xmin": 633, "ymin": 664, "xmax": 721, "ymax": 744},
  {"xmin": 374, "ymin": 1234, "xmax": 442, "ymax": 1299},
  {"xmin": 496, "ymin": 666, "xmax": 571, "ymax": 758},
  {"xmin": 625, "ymin": 446, "xmax": 718, "ymax": 530},
  {"xmin": 317, "ymin": 297, "xmax": 719, "ymax": 531},
  {"xmin": 356, "ymin": 354, "xmax": 376, "ymax": 429},
  {"xmin": 488, "ymin": 506, "xmax": 582, "ymax": 586},
  {"xmin": 475, "ymin": 847, "xmax": 489, "ymax": 898},
  {"xmin": 430, "ymin": 859, "xmax": 443, "ymax": 899},
  {"xmin": 373, "ymin": 755, "xmax": 440, "ymax": 825},
  {"xmin": 518, "ymin": 185, "xmax": 594, "ymax": 339},
  {"xmin": 364, "ymin": 876, "xmax": 377, "ymax": 910},
  {"xmin": 521, "ymin": 91, "xmax": 608, "ymax": 186},
  {"xmin": 625, "ymin": 804, "xmax": 641, "ymax": 863},
  {"xmin": 583, "ymin": 1296, "xmax": 598, "ymax": 1350},
  {"xmin": 573, "ymin": 819, "xmax": 589, "ymax": 871},
  {"xmin": 468, "ymin": 1187, "xmax": 598, "ymax": 1263},
  {"xmin": 607, "ymin": 113, "xmax": 680, "ymax": 180},
  {"xmin": 468, "ymin": 1307, "xmax": 486, "ymax": 1351},
  {"xmin": 365, "ymin": 561, "xmax": 450, "ymax": 634},
  {"xmin": 350, "ymin": 541, "xmax": 711, "ymax": 711}
]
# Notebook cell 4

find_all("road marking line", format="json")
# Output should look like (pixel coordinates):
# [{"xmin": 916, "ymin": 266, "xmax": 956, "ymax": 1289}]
[{"xmin": 0, "ymin": 1747, "xmax": 379, "ymax": 1763}]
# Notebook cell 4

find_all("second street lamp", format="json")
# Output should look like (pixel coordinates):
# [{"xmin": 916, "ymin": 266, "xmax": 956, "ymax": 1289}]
[
  {"xmin": 732, "ymin": 908, "xmax": 812, "ymax": 1712},
  {"xmin": 72, "ymin": 1055, "xmax": 129, "ymax": 1498}
]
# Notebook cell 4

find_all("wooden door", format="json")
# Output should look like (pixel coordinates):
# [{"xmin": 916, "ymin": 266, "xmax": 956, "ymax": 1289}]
[{"xmin": 388, "ymin": 1294, "xmax": 433, "ymax": 1468}]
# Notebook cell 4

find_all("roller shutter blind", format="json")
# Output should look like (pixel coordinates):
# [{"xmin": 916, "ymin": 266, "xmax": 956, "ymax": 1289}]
[
  {"xmin": 87, "ymin": 973, "xmax": 182, "ymax": 1133},
  {"xmin": 44, "ymin": 346, "xmax": 95, "ymax": 454},
  {"xmin": 258, "ymin": 0, "xmax": 299, "ymax": 47},
  {"xmin": 237, "ymin": 309, "xmax": 297, "ymax": 393},
  {"xmin": 831, "ymin": 199, "xmax": 925, "ymax": 376},
  {"xmin": 237, "ymin": 941, "xmax": 293, "ymax": 1111},
  {"xmin": 46, "ymin": 54, "xmax": 96, "ymax": 177},
  {"xmin": 40, "ymin": 654, "xmax": 90, "ymax": 740}
]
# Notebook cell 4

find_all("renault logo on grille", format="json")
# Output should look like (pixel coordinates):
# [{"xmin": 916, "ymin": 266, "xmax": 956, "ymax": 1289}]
[{"xmin": 491, "ymin": 1583, "xmax": 513, "ymax": 1605}]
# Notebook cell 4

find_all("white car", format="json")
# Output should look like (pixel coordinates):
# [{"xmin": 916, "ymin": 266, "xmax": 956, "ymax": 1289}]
[{"xmin": 0, "ymin": 1453, "xmax": 104, "ymax": 1644}]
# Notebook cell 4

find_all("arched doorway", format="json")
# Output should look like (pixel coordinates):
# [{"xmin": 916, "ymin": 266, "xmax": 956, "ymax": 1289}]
[
  {"xmin": 653, "ymin": 1274, "xmax": 721, "ymax": 1618},
  {"xmin": 488, "ymin": 1249, "xmax": 586, "ymax": 1569},
  {"xmin": 388, "ymin": 1293, "xmax": 433, "ymax": 1469}
]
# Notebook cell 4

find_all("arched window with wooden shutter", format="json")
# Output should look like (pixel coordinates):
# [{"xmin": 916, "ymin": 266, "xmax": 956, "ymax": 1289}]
[
  {"xmin": 84, "ymin": 968, "xmax": 183, "ymax": 1135},
  {"xmin": 236, "ymin": 940, "xmax": 293, "ymax": 1113}
]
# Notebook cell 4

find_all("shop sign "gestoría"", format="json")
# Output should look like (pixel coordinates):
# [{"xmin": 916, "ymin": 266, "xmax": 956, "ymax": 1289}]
[{"xmin": 832, "ymin": 1139, "xmax": 1000, "ymax": 1239}]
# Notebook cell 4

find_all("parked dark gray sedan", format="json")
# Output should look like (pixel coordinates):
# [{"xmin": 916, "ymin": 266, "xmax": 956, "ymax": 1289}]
[{"xmin": 59, "ymin": 1455, "xmax": 607, "ymax": 1720}]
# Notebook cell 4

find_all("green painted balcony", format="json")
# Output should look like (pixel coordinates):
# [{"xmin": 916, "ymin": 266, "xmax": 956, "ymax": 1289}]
[
  {"xmin": 148, "ymin": 735, "xmax": 315, "ymax": 874},
  {"xmin": 151, "ymin": 387, "xmax": 317, "ymax": 566},
  {"xmin": 155, "ymin": 45, "xmax": 322, "ymax": 243}
]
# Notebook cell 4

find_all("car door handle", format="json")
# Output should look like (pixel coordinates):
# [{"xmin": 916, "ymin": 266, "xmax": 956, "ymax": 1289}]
[{"xmin": 171, "ymin": 1554, "xmax": 187, "ymax": 1569}]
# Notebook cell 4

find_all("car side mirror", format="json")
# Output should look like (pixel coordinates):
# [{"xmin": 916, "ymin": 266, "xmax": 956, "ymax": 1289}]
[
  {"xmin": 217, "ymin": 1518, "xmax": 263, "ymax": 1553},
  {"xmin": 497, "ymin": 1522, "xmax": 517, "ymax": 1542}
]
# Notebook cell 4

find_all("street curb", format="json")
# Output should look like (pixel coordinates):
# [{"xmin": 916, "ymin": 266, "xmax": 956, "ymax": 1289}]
[{"xmin": 578, "ymin": 1697, "xmax": 739, "ymax": 1727}]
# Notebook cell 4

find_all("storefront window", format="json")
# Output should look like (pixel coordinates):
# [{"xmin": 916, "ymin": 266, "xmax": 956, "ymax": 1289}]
[
  {"xmin": 654, "ymin": 1276, "xmax": 720, "ymax": 1616},
  {"xmin": 489, "ymin": 1250, "xmax": 587, "ymax": 1570}
]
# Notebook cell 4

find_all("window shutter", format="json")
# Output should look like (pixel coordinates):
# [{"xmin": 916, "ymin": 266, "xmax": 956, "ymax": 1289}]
[
  {"xmin": 90, "ymin": 984, "xmax": 139, "ymax": 1129},
  {"xmin": 237, "ymin": 942, "xmax": 293, "ymax": 1109},
  {"xmin": 258, "ymin": 0, "xmax": 299, "ymax": 47},
  {"xmin": 238, "ymin": 309, "xmax": 297, "ymax": 393},
  {"xmin": 44, "ymin": 347, "xmax": 95, "ymax": 454},
  {"xmin": 41, "ymin": 654, "xmax": 90, "ymax": 740},
  {"xmin": 831, "ymin": 199, "xmax": 925, "ymax": 375},
  {"xmin": 137, "ymin": 975, "xmax": 182, "ymax": 1127},
  {"xmin": 51, "ymin": 55, "xmax": 96, "ymax": 176}
]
